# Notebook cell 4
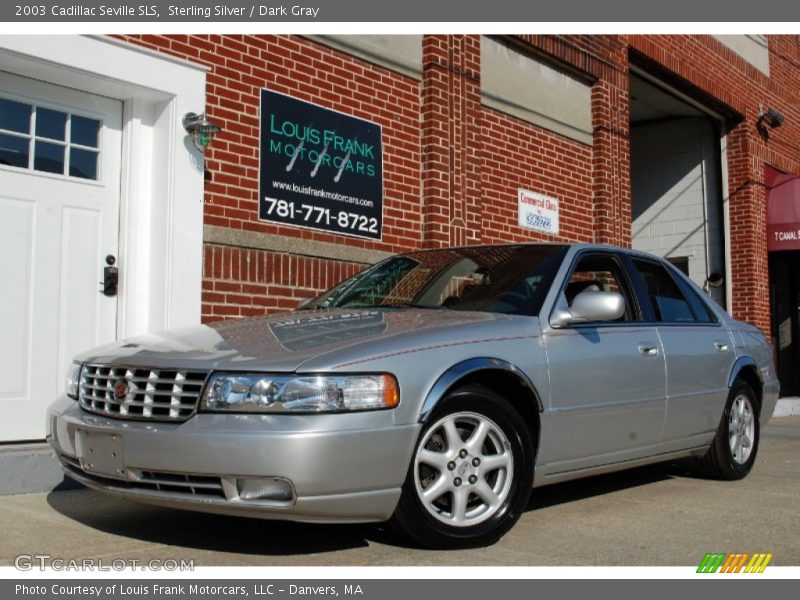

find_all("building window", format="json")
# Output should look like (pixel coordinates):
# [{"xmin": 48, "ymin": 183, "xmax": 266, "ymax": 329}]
[
  {"xmin": 666, "ymin": 256, "xmax": 690, "ymax": 276},
  {"xmin": 0, "ymin": 96, "xmax": 101, "ymax": 180}
]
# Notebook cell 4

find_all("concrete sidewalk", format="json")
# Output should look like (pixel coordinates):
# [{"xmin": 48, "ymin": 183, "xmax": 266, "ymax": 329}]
[
  {"xmin": 0, "ymin": 416, "xmax": 798, "ymax": 567},
  {"xmin": 774, "ymin": 396, "xmax": 800, "ymax": 417}
]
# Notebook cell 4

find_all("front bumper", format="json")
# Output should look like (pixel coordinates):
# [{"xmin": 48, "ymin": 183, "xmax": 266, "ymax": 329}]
[{"xmin": 48, "ymin": 396, "xmax": 420, "ymax": 523}]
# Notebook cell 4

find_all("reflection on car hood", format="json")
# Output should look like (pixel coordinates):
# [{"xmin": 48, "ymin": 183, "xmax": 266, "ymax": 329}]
[{"xmin": 75, "ymin": 308, "xmax": 538, "ymax": 372}]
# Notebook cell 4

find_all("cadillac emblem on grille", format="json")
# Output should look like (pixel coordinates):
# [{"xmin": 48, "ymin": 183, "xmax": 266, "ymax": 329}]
[
  {"xmin": 80, "ymin": 365, "xmax": 207, "ymax": 421},
  {"xmin": 113, "ymin": 379, "xmax": 129, "ymax": 401}
]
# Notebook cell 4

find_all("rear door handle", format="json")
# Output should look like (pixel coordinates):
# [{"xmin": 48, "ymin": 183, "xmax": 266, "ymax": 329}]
[
  {"xmin": 638, "ymin": 343, "xmax": 659, "ymax": 357},
  {"xmin": 714, "ymin": 341, "xmax": 729, "ymax": 353}
]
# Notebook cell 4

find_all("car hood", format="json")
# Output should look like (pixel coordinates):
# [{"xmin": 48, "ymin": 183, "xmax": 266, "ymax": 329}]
[{"xmin": 75, "ymin": 308, "xmax": 539, "ymax": 372}]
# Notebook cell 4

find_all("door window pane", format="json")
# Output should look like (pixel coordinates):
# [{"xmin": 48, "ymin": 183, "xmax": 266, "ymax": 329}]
[
  {"xmin": 564, "ymin": 254, "xmax": 637, "ymax": 322},
  {"xmin": 0, "ymin": 97, "xmax": 101, "ymax": 181},
  {"xmin": 673, "ymin": 274, "xmax": 717, "ymax": 323},
  {"xmin": 36, "ymin": 107, "xmax": 67, "ymax": 141},
  {"xmin": 0, "ymin": 133, "xmax": 30, "ymax": 168},
  {"xmin": 71, "ymin": 115, "xmax": 100, "ymax": 148},
  {"xmin": 0, "ymin": 98, "xmax": 31, "ymax": 134},
  {"xmin": 633, "ymin": 259, "xmax": 696, "ymax": 323},
  {"xmin": 34, "ymin": 141, "xmax": 65, "ymax": 175},
  {"xmin": 69, "ymin": 148, "xmax": 98, "ymax": 180}
]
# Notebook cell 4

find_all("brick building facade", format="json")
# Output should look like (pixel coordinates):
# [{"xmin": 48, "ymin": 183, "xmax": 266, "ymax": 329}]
[
  {"xmin": 2, "ymin": 33, "xmax": 799, "ymax": 442},
  {"xmin": 114, "ymin": 34, "xmax": 800, "ymax": 340}
]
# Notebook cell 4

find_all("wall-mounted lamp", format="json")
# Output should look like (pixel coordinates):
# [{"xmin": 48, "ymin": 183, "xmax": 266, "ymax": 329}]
[
  {"xmin": 757, "ymin": 107, "xmax": 785, "ymax": 138},
  {"xmin": 182, "ymin": 112, "xmax": 222, "ymax": 151}
]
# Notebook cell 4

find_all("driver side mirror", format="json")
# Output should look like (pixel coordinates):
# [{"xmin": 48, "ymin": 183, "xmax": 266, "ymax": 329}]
[{"xmin": 550, "ymin": 290, "xmax": 626, "ymax": 328}]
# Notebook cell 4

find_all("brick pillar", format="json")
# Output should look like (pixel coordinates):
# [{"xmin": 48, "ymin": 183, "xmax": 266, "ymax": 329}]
[
  {"xmin": 591, "ymin": 62, "xmax": 631, "ymax": 247},
  {"xmin": 421, "ymin": 35, "xmax": 482, "ymax": 248},
  {"xmin": 727, "ymin": 123, "xmax": 771, "ymax": 334}
]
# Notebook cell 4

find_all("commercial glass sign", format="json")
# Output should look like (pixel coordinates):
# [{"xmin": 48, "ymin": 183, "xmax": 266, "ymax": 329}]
[
  {"xmin": 259, "ymin": 89, "xmax": 383, "ymax": 240},
  {"xmin": 518, "ymin": 188, "xmax": 559, "ymax": 236}
]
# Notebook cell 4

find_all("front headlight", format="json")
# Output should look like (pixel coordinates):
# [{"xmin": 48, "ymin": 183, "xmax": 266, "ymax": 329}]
[
  {"xmin": 65, "ymin": 362, "xmax": 82, "ymax": 399},
  {"xmin": 200, "ymin": 373, "xmax": 399, "ymax": 413}
]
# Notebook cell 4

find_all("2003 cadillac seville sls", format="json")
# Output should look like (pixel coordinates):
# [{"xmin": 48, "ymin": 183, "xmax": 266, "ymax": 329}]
[{"xmin": 48, "ymin": 243, "xmax": 779, "ymax": 548}]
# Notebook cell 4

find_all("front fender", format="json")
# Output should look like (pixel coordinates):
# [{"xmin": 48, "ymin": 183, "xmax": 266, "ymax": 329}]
[{"xmin": 417, "ymin": 357, "xmax": 542, "ymax": 423}]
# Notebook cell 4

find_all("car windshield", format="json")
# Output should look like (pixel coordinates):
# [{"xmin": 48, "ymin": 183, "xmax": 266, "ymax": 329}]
[{"xmin": 301, "ymin": 245, "xmax": 568, "ymax": 316}]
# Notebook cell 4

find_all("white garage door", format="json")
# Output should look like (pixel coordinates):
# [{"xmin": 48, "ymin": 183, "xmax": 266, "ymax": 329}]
[
  {"xmin": 631, "ymin": 116, "xmax": 725, "ymax": 306},
  {"xmin": 0, "ymin": 71, "xmax": 122, "ymax": 441}
]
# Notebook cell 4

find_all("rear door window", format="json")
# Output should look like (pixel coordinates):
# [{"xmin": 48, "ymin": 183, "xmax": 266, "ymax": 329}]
[
  {"xmin": 632, "ymin": 259, "xmax": 707, "ymax": 323},
  {"xmin": 672, "ymin": 272, "xmax": 718, "ymax": 323}
]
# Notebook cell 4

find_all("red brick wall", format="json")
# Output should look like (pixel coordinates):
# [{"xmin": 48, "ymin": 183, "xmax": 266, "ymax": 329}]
[
  {"xmin": 518, "ymin": 34, "xmax": 800, "ymax": 334},
  {"xmin": 116, "ymin": 34, "xmax": 423, "ymax": 251},
  {"xmin": 420, "ymin": 35, "xmax": 483, "ymax": 249},
  {"xmin": 116, "ymin": 33, "xmax": 800, "ymax": 336},
  {"xmin": 480, "ymin": 107, "xmax": 594, "ymax": 243},
  {"xmin": 517, "ymin": 35, "xmax": 632, "ymax": 247},
  {"xmin": 202, "ymin": 244, "xmax": 362, "ymax": 321},
  {"xmin": 115, "ymin": 34, "xmax": 422, "ymax": 322}
]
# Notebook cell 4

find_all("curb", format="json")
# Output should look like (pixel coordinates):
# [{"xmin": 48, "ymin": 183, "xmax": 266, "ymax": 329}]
[
  {"xmin": 773, "ymin": 397, "xmax": 800, "ymax": 417},
  {"xmin": 0, "ymin": 443, "xmax": 68, "ymax": 496}
]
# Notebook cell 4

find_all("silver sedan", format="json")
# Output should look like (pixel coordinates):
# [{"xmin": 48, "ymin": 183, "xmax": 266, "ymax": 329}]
[{"xmin": 48, "ymin": 243, "xmax": 779, "ymax": 548}]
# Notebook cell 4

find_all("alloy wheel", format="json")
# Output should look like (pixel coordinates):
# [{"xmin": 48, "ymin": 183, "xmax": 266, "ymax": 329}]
[
  {"xmin": 413, "ymin": 411, "xmax": 514, "ymax": 527},
  {"xmin": 728, "ymin": 393, "xmax": 755, "ymax": 464}
]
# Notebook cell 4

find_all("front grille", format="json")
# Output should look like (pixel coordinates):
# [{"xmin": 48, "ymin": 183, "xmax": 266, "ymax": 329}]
[
  {"xmin": 79, "ymin": 365, "xmax": 208, "ymax": 421},
  {"xmin": 60, "ymin": 456, "xmax": 225, "ymax": 499}
]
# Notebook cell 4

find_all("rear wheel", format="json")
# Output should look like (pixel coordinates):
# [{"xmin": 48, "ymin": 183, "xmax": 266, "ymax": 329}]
[
  {"xmin": 698, "ymin": 379, "xmax": 760, "ymax": 480},
  {"xmin": 391, "ymin": 384, "xmax": 534, "ymax": 548}
]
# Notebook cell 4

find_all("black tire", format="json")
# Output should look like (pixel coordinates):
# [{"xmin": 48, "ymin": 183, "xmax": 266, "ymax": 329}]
[
  {"xmin": 698, "ymin": 379, "xmax": 760, "ymax": 480},
  {"xmin": 391, "ymin": 384, "xmax": 535, "ymax": 549}
]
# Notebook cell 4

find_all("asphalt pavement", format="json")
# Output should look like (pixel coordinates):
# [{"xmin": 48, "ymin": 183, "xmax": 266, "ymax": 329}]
[{"xmin": 1, "ymin": 416, "xmax": 798, "ymax": 567}]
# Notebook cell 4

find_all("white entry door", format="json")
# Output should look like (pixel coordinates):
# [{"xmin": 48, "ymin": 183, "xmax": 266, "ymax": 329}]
[{"xmin": 0, "ymin": 71, "xmax": 122, "ymax": 441}]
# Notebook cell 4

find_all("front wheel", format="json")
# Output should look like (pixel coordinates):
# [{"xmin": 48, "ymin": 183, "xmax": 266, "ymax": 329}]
[
  {"xmin": 698, "ymin": 379, "xmax": 760, "ymax": 480},
  {"xmin": 391, "ymin": 384, "xmax": 535, "ymax": 548}
]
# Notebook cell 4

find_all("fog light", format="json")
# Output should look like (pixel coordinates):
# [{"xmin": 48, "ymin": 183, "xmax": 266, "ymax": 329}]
[{"xmin": 236, "ymin": 477, "xmax": 294, "ymax": 502}]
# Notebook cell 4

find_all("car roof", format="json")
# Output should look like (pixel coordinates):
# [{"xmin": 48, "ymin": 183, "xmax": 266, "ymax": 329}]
[{"xmin": 403, "ymin": 242, "xmax": 650, "ymax": 257}]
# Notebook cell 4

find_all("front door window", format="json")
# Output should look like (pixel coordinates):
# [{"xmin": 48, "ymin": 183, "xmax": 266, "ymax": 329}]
[{"xmin": 0, "ymin": 96, "xmax": 101, "ymax": 180}]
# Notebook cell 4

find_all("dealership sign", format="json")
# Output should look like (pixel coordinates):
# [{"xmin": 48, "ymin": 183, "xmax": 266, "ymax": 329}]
[
  {"xmin": 259, "ymin": 89, "xmax": 383, "ymax": 240},
  {"xmin": 518, "ymin": 189, "xmax": 559, "ymax": 235}
]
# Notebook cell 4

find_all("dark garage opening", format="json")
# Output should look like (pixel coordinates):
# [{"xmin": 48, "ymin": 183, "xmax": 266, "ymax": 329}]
[{"xmin": 629, "ymin": 73, "xmax": 727, "ymax": 309}]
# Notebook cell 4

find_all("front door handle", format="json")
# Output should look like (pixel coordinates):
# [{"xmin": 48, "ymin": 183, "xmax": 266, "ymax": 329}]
[
  {"xmin": 638, "ymin": 343, "xmax": 659, "ymax": 357},
  {"xmin": 714, "ymin": 341, "xmax": 729, "ymax": 353}
]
